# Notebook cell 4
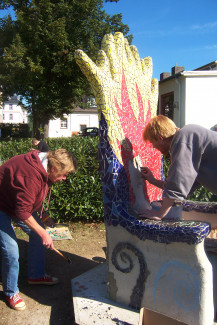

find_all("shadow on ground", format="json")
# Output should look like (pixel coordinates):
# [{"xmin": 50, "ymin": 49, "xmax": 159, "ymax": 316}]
[{"xmin": 0, "ymin": 238, "xmax": 106, "ymax": 325}]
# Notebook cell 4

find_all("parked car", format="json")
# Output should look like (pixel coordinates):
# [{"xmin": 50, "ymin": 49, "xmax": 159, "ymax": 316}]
[{"xmin": 79, "ymin": 127, "xmax": 99, "ymax": 137}]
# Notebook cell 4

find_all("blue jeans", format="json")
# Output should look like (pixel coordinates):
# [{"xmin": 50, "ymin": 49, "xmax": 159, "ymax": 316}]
[{"xmin": 0, "ymin": 211, "xmax": 46, "ymax": 296}]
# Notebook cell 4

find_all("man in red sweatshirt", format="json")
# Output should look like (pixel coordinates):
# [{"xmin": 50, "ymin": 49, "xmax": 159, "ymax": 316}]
[{"xmin": 0, "ymin": 149, "xmax": 77, "ymax": 311}]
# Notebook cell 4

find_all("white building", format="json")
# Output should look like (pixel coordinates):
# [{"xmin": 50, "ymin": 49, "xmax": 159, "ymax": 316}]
[
  {"xmin": 45, "ymin": 106, "xmax": 99, "ymax": 138},
  {"xmin": 0, "ymin": 95, "xmax": 28, "ymax": 124},
  {"xmin": 159, "ymin": 61, "xmax": 217, "ymax": 129}
]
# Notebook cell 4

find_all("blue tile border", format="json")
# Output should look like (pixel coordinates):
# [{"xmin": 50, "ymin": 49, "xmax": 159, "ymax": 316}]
[{"xmin": 183, "ymin": 200, "xmax": 217, "ymax": 213}]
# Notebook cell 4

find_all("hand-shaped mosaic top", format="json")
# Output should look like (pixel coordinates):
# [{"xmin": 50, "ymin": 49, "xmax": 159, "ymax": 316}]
[{"xmin": 75, "ymin": 32, "xmax": 162, "ymax": 203}]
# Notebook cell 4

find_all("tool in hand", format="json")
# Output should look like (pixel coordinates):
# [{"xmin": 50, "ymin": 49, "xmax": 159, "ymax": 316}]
[{"xmin": 53, "ymin": 247, "xmax": 72, "ymax": 264}]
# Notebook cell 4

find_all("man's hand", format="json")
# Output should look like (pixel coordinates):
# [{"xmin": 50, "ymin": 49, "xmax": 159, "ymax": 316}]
[
  {"xmin": 141, "ymin": 166, "xmax": 166, "ymax": 189},
  {"xmin": 140, "ymin": 167, "xmax": 155, "ymax": 182}
]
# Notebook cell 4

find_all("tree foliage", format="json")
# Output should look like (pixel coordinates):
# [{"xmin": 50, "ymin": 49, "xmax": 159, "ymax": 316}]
[{"xmin": 0, "ymin": 0, "xmax": 132, "ymax": 136}]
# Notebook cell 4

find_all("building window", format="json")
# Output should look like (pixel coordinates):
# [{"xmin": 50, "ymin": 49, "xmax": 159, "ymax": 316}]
[
  {"xmin": 9, "ymin": 114, "xmax": 13, "ymax": 120},
  {"xmin": 60, "ymin": 119, "xmax": 68, "ymax": 128},
  {"xmin": 161, "ymin": 92, "xmax": 174, "ymax": 120},
  {"xmin": 80, "ymin": 124, "xmax": 87, "ymax": 132},
  {"xmin": 9, "ymin": 104, "xmax": 13, "ymax": 110}
]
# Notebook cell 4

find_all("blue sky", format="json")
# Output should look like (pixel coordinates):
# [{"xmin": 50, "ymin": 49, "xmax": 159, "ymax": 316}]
[
  {"xmin": 104, "ymin": 0, "xmax": 217, "ymax": 80},
  {"xmin": 1, "ymin": 1, "xmax": 217, "ymax": 80}
]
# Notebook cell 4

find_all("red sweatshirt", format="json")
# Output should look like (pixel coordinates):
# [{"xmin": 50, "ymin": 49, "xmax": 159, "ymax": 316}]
[{"xmin": 0, "ymin": 151, "xmax": 49, "ymax": 221}]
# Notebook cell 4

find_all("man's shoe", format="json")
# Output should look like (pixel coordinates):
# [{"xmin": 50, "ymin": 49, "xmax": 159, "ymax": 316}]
[
  {"xmin": 5, "ymin": 293, "xmax": 26, "ymax": 311},
  {"xmin": 28, "ymin": 274, "xmax": 59, "ymax": 285}
]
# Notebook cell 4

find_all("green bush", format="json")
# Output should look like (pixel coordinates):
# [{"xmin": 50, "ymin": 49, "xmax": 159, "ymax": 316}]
[
  {"xmin": 0, "ymin": 123, "xmax": 31, "ymax": 138},
  {"xmin": 0, "ymin": 138, "xmax": 33, "ymax": 162},
  {"xmin": 46, "ymin": 137, "xmax": 104, "ymax": 222}
]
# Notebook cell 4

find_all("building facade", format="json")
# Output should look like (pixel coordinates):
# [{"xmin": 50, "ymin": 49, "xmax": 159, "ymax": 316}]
[
  {"xmin": 45, "ymin": 106, "xmax": 99, "ymax": 138},
  {"xmin": 159, "ymin": 61, "xmax": 217, "ymax": 129},
  {"xmin": 0, "ymin": 95, "xmax": 28, "ymax": 124}
]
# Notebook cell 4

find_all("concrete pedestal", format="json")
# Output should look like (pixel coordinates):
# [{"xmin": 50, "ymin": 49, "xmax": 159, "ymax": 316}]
[{"xmin": 71, "ymin": 263, "xmax": 140, "ymax": 325}]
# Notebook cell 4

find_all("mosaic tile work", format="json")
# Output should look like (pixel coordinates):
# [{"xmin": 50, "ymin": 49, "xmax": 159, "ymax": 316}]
[
  {"xmin": 111, "ymin": 242, "xmax": 149, "ymax": 309},
  {"xmin": 75, "ymin": 32, "xmax": 210, "ymax": 245},
  {"xmin": 183, "ymin": 200, "xmax": 217, "ymax": 213},
  {"xmin": 75, "ymin": 32, "xmax": 162, "ymax": 205},
  {"xmin": 99, "ymin": 112, "xmax": 210, "ymax": 244}
]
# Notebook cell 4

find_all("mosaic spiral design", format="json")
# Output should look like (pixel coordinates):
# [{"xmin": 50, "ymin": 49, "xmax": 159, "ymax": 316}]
[
  {"xmin": 111, "ymin": 242, "xmax": 149, "ymax": 309},
  {"xmin": 154, "ymin": 260, "xmax": 200, "ymax": 312}
]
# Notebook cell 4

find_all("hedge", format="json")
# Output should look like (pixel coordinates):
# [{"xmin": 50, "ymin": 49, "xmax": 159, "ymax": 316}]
[
  {"xmin": 0, "ymin": 138, "xmax": 216, "ymax": 223},
  {"xmin": 0, "ymin": 123, "xmax": 31, "ymax": 138}
]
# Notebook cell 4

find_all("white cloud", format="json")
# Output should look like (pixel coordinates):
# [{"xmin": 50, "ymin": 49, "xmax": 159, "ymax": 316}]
[
  {"xmin": 177, "ymin": 44, "xmax": 217, "ymax": 53},
  {"xmin": 191, "ymin": 21, "xmax": 217, "ymax": 31},
  {"xmin": 204, "ymin": 44, "xmax": 217, "ymax": 50}
]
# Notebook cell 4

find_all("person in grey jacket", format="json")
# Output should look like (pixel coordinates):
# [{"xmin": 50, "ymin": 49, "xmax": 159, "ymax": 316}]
[{"xmin": 140, "ymin": 115, "xmax": 217, "ymax": 220}]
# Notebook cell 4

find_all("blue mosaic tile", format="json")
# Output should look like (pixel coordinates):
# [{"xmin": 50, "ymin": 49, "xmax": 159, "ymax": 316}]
[{"xmin": 183, "ymin": 200, "xmax": 217, "ymax": 213}]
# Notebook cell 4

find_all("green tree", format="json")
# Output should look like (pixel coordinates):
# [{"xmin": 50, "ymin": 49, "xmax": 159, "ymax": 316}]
[{"xmin": 0, "ymin": 0, "xmax": 132, "ymax": 136}]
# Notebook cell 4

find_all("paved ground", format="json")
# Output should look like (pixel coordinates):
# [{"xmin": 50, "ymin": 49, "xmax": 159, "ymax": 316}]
[{"xmin": 0, "ymin": 223, "xmax": 106, "ymax": 325}]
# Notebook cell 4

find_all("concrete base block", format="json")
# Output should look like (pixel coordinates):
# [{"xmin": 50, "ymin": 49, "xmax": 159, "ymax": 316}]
[{"xmin": 71, "ymin": 263, "xmax": 140, "ymax": 325}]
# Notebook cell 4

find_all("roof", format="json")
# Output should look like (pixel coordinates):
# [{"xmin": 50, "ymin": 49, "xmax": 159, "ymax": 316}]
[
  {"xmin": 159, "ymin": 68, "xmax": 217, "ymax": 83},
  {"xmin": 194, "ymin": 60, "xmax": 217, "ymax": 71},
  {"xmin": 159, "ymin": 60, "xmax": 217, "ymax": 83},
  {"xmin": 73, "ymin": 106, "xmax": 98, "ymax": 113},
  {"xmin": 181, "ymin": 71, "xmax": 217, "ymax": 77},
  {"xmin": 4, "ymin": 95, "xmax": 19, "ymax": 104}
]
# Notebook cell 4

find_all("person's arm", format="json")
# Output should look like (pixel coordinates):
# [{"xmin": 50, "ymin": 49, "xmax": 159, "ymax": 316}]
[
  {"xmin": 138, "ymin": 197, "xmax": 175, "ymax": 220},
  {"xmin": 141, "ymin": 167, "xmax": 166, "ymax": 189},
  {"xmin": 24, "ymin": 215, "xmax": 54, "ymax": 249}
]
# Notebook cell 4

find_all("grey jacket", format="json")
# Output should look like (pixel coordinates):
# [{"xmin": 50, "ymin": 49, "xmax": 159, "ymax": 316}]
[{"xmin": 164, "ymin": 124, "xmax": 217, "ymax": 200}]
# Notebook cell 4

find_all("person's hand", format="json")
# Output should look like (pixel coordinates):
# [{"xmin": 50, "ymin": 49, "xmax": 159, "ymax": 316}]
[
  {"xmin": 75, "ymin": 32, "xmax": 162, "ymax": 203},
  {"xmin": 140, "ymin": 167, "xmax": 155, "ymax": 183},
  {"xmin": 43, "ymin": 217, "xmax": 56, "ymax": 228},
  {"xmin": 138, "ymin": 209, "xmax": 163, "ymax": 221},
  {"xmin": 40, "ymin": 229, "xmax": 54, "ymax": 249}
]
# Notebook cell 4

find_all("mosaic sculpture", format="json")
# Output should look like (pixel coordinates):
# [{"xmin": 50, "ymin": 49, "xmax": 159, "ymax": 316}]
[{"xmin": 75, "ymin": 33, "xmax": 213, "ymax": 325}]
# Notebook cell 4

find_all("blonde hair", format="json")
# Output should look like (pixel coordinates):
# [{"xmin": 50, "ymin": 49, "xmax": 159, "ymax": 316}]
[
  {"xmin": 32, "ymin": 138, "xmax": 39, "ymax": 145},
  {"xmin": 143, "ymin": 115, "xmax": 179, "ymax": 142},
  {"xmin": 47, "ymin": 149, "xmax": 78, "ymax": 175}
]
